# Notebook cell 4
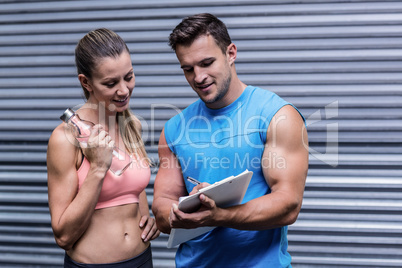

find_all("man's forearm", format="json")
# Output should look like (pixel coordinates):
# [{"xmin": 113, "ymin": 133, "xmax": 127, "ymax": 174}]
[
  {"xmin": 214, "ymin": 193, "xmax": 301, "ymax": 230},
  {"xmin": 152, "ymin": 198, "xmax": 174, "ymax": 234}
]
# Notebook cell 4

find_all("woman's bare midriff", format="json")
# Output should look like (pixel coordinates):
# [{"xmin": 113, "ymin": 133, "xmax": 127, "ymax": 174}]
[{"xmin": 66, "ymin": 203, "xmax": 149, "ymax": 264}]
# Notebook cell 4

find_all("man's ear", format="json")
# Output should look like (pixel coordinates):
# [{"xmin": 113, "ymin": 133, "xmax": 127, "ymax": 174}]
[
  {"xmin": 78, "ymin": 74, "xmax": 92, "ymax": 92},
  {"xmin": 226, "ymin": 43, "xmax": 237, "ymax": 66}
]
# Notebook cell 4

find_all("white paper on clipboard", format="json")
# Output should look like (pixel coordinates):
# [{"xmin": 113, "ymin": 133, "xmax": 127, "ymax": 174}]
[{"xmin": 167, "ymin": 170, "xmax": 253, "ymax": 248}]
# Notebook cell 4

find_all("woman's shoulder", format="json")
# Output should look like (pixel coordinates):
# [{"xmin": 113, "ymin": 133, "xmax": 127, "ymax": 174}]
[
  {"xmin": 49, "ymin": 123, "xmax": 74, "ymax": 146},
  {"xmin": 48, "ymin": 123, "xmax": 79, "ymax": 162},
  {"xmin": 47, "ymin": 122, "xmax": 81, "ymax": 180}
]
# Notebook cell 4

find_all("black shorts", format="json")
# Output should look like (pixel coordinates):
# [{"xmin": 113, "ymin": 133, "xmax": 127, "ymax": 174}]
[{"xmin": 64, "ymin": 246, "xmax": 153, "ymax": 268}]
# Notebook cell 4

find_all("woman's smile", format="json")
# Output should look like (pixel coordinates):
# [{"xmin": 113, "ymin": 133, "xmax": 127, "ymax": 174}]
[{"xmin": 113, "ymin": 95, "xmax": 129, "ymax": 106}]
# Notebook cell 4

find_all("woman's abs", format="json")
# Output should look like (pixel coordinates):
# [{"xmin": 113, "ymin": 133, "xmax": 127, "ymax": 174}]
[{"xmin": 66, "ymin": 203, "xmax": 149, "ymax": 264}]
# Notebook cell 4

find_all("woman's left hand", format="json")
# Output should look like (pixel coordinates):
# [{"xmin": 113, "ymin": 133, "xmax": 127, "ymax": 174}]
[{"xmin": 139, "ymin": 216, "xmax": 160, "ymax": 242}]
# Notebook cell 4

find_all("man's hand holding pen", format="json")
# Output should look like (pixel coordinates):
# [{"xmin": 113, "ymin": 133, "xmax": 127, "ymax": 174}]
[
  {"xmin": 187, "ymin": 176, "xmax": 211, "ymax": 195},
  {"xmin": 168, "ymin": 176, "xmax": 216, "ymax": 229}
]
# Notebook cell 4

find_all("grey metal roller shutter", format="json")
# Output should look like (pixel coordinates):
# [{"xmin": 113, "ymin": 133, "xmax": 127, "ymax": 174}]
[{"xmin": 0, "ymin": 0, "xmax": 401, "ymax": 267}]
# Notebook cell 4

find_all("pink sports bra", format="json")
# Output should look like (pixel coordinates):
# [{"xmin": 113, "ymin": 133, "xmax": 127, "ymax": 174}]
[{"xmin": 77, "ymin": 155, "xmax": 150, "ymax": 210}]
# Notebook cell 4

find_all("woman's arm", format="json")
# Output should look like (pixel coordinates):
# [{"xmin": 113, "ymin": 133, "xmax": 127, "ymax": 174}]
[
  {"xmin": 47, "ymin": 124, "xmax": 111, "ymax": 250},
  {"xmin": 138, "ymin": 191, "xmax": 160, "ymax": 242}
]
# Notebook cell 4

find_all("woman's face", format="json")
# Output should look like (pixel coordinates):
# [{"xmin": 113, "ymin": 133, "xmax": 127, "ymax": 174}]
[{"xmin": 85, "ymin": 51, "xmax": 135, "ymax": 113}]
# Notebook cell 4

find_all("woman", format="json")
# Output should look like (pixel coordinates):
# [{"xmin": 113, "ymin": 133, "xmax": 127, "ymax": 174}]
[{"xmin": 47, "ymin": 28, "xmax": 159, "ymax": 267}]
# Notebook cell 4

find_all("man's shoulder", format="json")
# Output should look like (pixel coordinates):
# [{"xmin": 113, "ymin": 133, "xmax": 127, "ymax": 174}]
[
  {"xmin": 249, "ymin": 86, "xmax": 304, "ymax": 123},
  {"xmin": 246, "ymin": 86, "xmax": 288, "ymax": 109},
  {"xmin": 165, "ymin": 99, "xmax": 202, "ymax": 127},
  {"xmin": 248, "ymin": 85, "xmax": 281, "ymax": 100}
]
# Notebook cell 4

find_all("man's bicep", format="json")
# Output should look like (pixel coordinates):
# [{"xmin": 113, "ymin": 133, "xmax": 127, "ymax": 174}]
[
  {"xmin": 152, "ymin": 129, "xmax": 187, "ymax": 233},
  {"xmin": 263, "ymin": 105, "xmax": 308, "ymax": 193},
  {"xmin": 154, "ymin": 129, "xmax": 187, "ymax": 202}
]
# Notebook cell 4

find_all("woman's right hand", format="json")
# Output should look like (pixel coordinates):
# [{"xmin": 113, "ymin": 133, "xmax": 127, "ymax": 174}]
[{"xmin": 80, "ymin": 124, "xmax": 114, "ymax": 172}]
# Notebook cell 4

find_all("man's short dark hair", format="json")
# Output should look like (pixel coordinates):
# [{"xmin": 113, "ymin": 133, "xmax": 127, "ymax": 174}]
[{"xmin": 169, "ymin": 13, "xmax": 232, "ymax": 54}]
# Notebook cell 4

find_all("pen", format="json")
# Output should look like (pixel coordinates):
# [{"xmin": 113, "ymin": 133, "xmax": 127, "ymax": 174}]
[{"xmin": 187, "ymin": 176, "xmax": 201, "ymax": 185}]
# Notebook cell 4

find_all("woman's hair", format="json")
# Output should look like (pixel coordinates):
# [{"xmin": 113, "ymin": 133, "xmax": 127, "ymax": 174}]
[
  {"xmin": 168, "ymin": 13, "xmax": 231, "ymax": 54},
  {"xmin": 75, "ymin": 28, "xmax": 129, "ymax": 98},
  {"xmin": 75, "ymin": 28, "xmax": 149, "ymax": 164}
]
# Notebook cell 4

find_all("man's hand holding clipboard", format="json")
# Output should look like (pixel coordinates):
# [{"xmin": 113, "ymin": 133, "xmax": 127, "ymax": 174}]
[{"xmin": 167, "ymin": 170, "xmax": 253, "ymax": 248}]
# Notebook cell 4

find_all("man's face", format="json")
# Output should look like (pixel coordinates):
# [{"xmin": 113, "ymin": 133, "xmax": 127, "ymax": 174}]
[{"xmin": 175, "ymin": 34, "xmax": 233, "ymax": 109}]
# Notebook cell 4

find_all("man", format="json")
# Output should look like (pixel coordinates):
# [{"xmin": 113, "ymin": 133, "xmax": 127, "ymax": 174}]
[{"xmin": 152, "ymin": 13, "xmax": 308, "ymax": 267}]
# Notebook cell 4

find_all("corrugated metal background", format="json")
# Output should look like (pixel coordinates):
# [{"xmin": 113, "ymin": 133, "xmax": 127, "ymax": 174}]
[{"xmin": 0, "ymin": 0, "xmax": 401, "ymax": 267}]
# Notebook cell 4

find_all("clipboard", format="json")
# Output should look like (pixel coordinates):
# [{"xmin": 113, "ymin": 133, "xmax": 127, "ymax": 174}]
[{"xmin": 167, "ymin": 170, "xmax": 253, "ymax": 248}]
